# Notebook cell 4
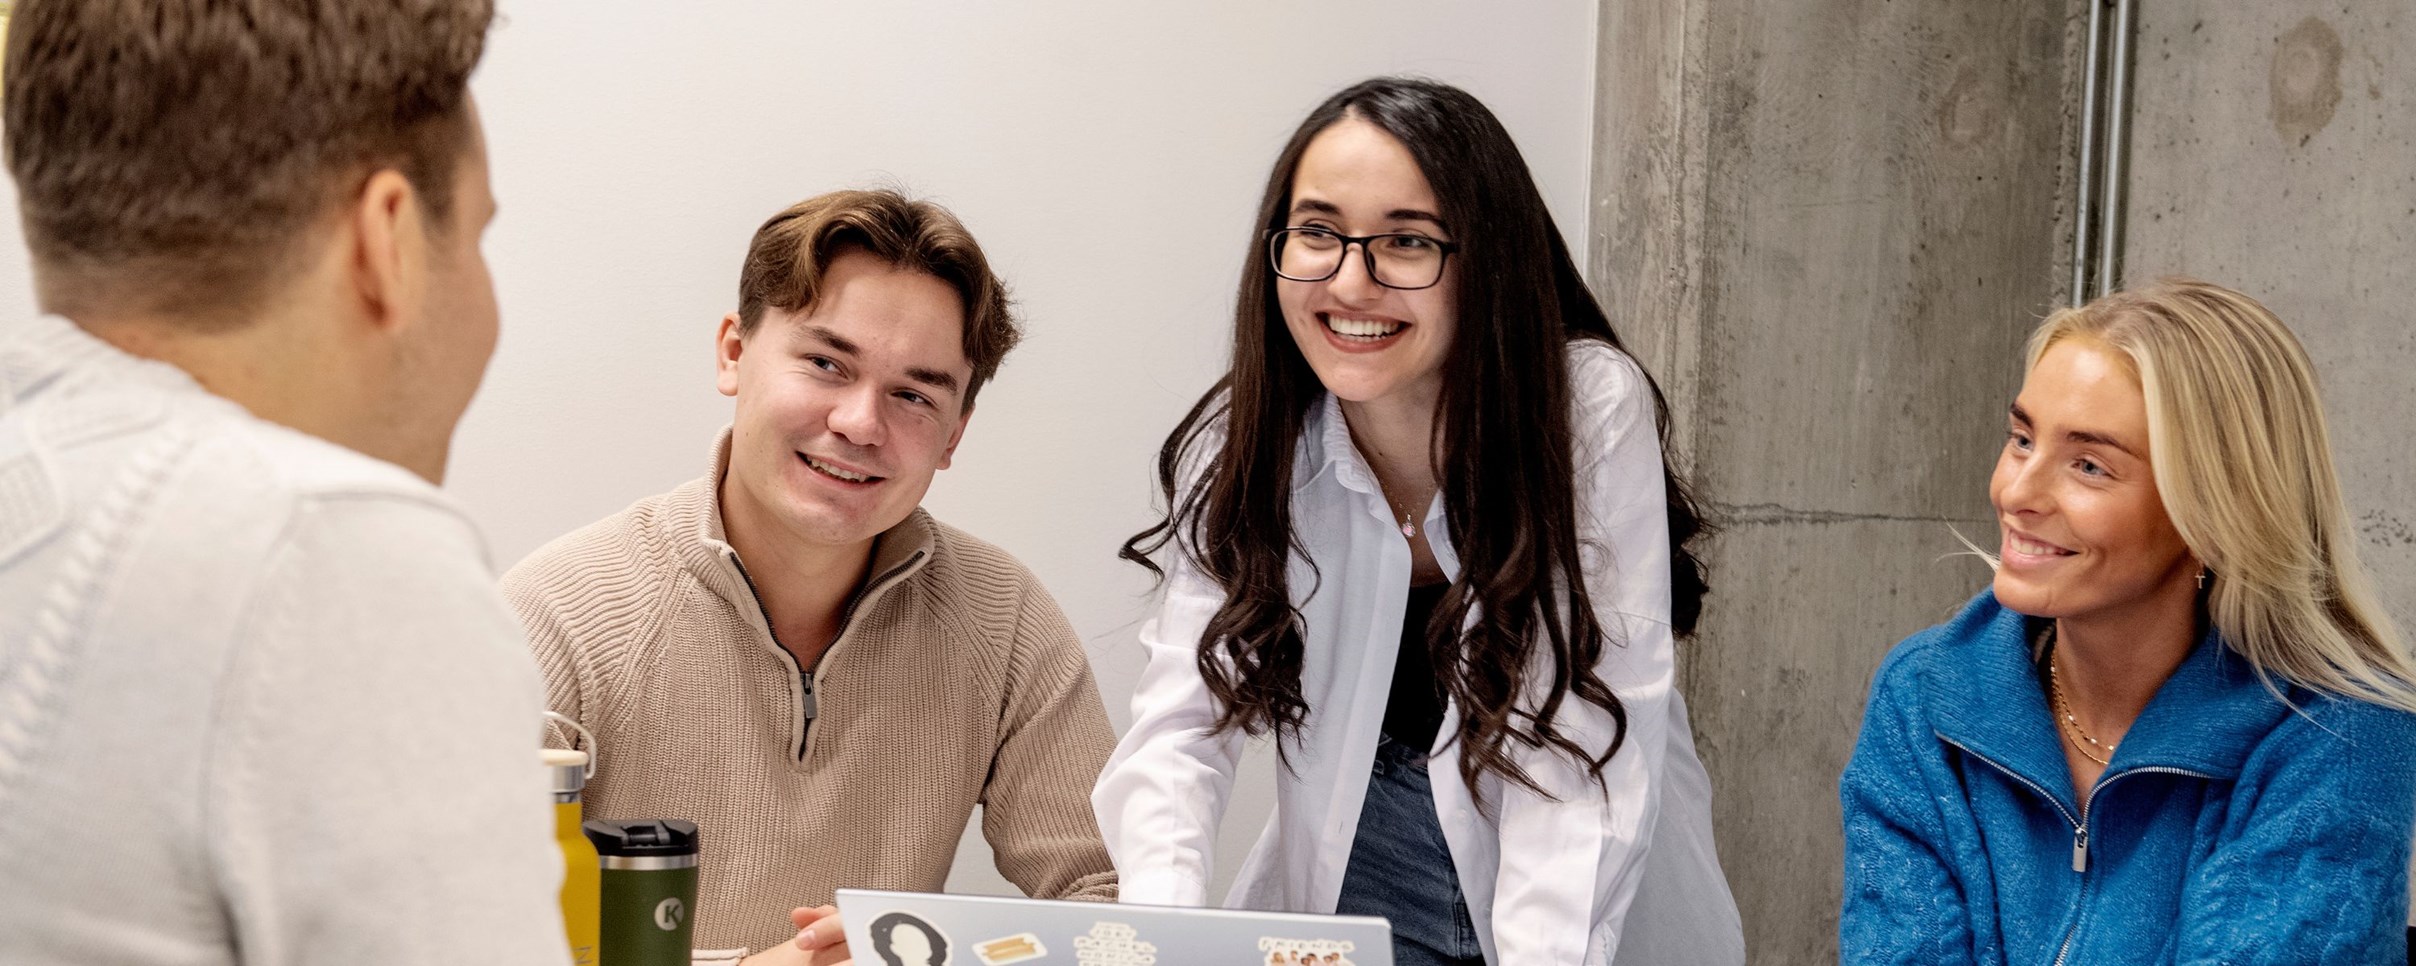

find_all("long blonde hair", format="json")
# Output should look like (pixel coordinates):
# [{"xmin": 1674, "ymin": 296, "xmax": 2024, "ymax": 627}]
[{"xmin": 2026, "ymin": 278, "xmax": 2416, "ymax": 713}]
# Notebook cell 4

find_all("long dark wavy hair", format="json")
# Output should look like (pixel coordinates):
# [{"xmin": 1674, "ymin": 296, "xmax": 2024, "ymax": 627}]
[{"xmin": 1121, "ymin": 77, "xmax": 1710, "ymax": 798}]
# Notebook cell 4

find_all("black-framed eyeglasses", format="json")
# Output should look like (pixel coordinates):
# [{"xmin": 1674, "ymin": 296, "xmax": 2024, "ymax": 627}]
[{"xmin": 1265, "ymin": 227, "xmax": 1460, "ymax": 291}]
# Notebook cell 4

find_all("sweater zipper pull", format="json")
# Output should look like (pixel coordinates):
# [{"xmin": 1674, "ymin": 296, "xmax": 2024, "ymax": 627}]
[
  {"xmin": 793, "ymin": 672, "xmax": 819, "ymax": 761},
  {"xmin": 2071, "ymin": 824, "xmax": 2088, "ymax": 873}
]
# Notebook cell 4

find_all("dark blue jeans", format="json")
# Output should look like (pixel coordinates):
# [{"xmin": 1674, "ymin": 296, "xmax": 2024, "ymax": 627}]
[{"xmin": 1335, "ymin": 736, "xmax": 1485, "ymax": 966}]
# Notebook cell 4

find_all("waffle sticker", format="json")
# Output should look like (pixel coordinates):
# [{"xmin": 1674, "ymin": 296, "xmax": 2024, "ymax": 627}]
[
  {"xmin": 1073, "ymin": 921, "xmax": 1157, "ymax": 966},
  {"xmin": 1258, "ymin": 937, "xmax": 1357, "ymax": 966},
  {"xmin": 975, "ymin": 932, "xmax": 1047, "ymax": 966}
]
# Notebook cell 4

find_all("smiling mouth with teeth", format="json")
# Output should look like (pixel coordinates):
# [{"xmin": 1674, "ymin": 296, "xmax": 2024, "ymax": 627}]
[
  {"xmin": 801, "ymin": 453, "xmax": 880, "ymax": 484},
  {"xmin": 1323, "ymin": 313, "xmax": 1407, "ymax": 340},
  {"xmin": 2007, "ymin": 532, "xmax": 2076, "ymax": 556}
]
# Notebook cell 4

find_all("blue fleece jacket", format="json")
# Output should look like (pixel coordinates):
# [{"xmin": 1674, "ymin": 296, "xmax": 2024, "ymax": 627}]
[{"xmin": 1839, "ymin": 590, "xmax": 2416, "ymax": 964}]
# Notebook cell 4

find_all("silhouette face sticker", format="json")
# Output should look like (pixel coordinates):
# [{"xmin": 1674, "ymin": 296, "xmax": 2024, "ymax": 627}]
[{"xmin": 869, "ymin": 911, "xmax": 951, "ymax": 966}]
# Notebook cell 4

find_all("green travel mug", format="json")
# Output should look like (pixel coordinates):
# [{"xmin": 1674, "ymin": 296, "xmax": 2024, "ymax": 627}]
[{"xmin": 584, "ymin": 819, "xmax": 700, "ymax": 966}]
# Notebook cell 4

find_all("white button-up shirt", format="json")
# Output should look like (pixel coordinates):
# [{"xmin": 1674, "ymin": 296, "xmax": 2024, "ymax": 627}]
[{"xmin": 1094, "ymin": 341, "xmax": 1743, "ymax": 965}]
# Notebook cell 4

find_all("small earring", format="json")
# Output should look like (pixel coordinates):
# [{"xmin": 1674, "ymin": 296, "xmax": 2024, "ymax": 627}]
[{"xmin": 2197, "ymin": 568, "xmax": 2211, "ymax": 590}]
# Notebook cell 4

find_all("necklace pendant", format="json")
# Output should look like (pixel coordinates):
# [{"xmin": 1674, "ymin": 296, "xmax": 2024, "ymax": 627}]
[{"xmin": 1400, "ymin": 521, "xmax": 1417, "ymax": 539}]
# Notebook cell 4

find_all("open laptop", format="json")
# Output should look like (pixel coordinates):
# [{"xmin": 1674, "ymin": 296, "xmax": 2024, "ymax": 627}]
[{"xmin": 835, "ymin": 889, "xmax": 1394, "ymax": 966}]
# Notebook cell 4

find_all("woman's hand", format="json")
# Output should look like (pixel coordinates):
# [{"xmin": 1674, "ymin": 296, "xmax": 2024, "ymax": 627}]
[
  {"xmin": 792, "ymin": 905, "xmax": 850, "ymax": 966},
  {"xmin": 736, "ymin": 906, "xmax": 849, "ymax": 966}
]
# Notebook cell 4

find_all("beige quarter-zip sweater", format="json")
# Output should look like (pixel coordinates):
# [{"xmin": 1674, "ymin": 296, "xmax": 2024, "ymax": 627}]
[{"xmin": 501, "ymin": 433, "xmax": 1118, "ymax": 960}]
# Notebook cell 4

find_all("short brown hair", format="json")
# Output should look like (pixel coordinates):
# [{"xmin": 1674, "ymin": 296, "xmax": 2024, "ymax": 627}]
[
  {"xmin": 3, "ymin": 0, "xmax": 495, "ymax": 322},
  {"xmin": 738, "ymin": 189, "xmax": 1020, "ymax": 406}
]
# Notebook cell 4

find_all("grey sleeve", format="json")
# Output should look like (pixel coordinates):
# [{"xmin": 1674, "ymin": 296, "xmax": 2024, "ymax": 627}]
[{"xmin": 204, "ymin": 495, "xmax": 574, "ymax": 966}]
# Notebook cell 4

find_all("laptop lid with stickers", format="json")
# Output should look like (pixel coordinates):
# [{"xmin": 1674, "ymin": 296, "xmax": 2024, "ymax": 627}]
[{"xmin": 834, "ymin": 888, "xmax": 1394, "ymax": 966}]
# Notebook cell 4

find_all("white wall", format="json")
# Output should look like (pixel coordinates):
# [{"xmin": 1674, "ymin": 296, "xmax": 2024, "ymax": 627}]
[{"xmin": 0, "ymin": 1, "xmax": 1599, "ymax": 900}]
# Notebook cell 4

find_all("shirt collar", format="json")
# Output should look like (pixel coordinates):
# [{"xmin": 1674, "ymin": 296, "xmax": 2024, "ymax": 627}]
[
  {"xmin": 1298, "ymin": 390, "xmax": 1450, "ymax": 552},
  {"xmin": 1304, "ymin": 391, "xmax": 1375, "ymax": 495}
]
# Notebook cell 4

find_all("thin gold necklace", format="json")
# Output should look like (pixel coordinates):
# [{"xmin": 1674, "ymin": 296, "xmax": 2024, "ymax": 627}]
[
  {"xmin": 1377, "ymin": 474, "xmax": 1429, "ymax": 540},
  {"xmin": 2046, "ymin": 628, "xmax": 2116, "ymax": 766},
  {"xmin": 1355, "ymin": 438, "xmax": 1427, "ymax": 539}
]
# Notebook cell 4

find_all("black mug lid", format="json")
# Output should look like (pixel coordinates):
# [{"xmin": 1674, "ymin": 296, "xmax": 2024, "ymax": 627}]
[{"xmin": 583, "ymin": 818, "xmax": 700, "ymax": 857}]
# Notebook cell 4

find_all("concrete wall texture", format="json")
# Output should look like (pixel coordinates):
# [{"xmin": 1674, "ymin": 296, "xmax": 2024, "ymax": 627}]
[
  {"xmin": 1589, "ymin": 0, "xmax": 2083, "ymax": 960},
  {"xmin": 2121, "ymin": 2, "xmax": 2416, "ymax": 634},
  {"xmin": 1593, "ymin": 0, "xmax": 2416, "ymax": 961}
]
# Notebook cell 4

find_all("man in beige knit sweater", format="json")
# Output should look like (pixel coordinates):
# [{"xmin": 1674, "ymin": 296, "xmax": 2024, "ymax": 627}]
[{"xmin": 504, "ymin": 191, "xmax": 1119, "ymax": 966}]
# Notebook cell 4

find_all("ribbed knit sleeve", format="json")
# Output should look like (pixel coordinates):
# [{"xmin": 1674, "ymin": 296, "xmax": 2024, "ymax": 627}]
[
  {"xmin": 505, "ymin": 582, "xmax": 588, "ymax": 748},
  {"xmin": 501, "ymin": 510, "xmax": 667, "ymax": 748},
  {"xmin": 973, "ymin": 552, "xmax": 1121, "ymax": 902}
]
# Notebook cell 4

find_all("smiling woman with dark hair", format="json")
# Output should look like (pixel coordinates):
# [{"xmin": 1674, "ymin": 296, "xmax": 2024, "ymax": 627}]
[{"xmin": 1092, "ymin": 77, "xmax": 1742, "ymax": 965}]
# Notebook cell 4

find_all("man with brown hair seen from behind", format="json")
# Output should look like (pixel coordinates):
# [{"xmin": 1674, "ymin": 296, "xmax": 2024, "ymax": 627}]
[
  {"xmin": 0, "ymin": 2, "xmax": 570, "ymax": 964},
  {"xmin": 504, "ymin": 190, "xmax": 1119, "ymax": 966}
]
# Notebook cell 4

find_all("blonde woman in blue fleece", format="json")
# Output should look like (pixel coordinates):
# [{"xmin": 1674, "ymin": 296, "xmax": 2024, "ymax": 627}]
[{"xmin": 1839, "ymin": 278, "xmax": 2416, "ymax": 964}]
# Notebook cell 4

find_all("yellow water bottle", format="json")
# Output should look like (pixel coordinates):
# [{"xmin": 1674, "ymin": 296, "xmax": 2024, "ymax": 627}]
[{"xmin": 546, "ymin": 735, "xmax": 601, "ymax": 965}]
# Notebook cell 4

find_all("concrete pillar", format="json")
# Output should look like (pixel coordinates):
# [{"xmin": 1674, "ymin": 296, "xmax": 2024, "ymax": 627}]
[
  {"xmin": 2119, "ymin": 3, "xmax": 2416, "ymax": 631},
  {"xmin": 1589, "ymin": 1, "xmax": 2086, "ymax": 960}
]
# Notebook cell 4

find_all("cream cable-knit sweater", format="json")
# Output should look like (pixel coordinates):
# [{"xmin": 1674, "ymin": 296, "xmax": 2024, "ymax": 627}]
[
  {"xmin": 0, "ymin": 317, "xmax": 568, "ymax": 965},
  {"xmin": 502, "ymin": 433, "xmax": 1118, "ymax": 960}
]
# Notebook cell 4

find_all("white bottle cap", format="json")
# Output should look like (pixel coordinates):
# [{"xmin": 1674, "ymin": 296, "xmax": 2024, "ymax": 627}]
[{"xmin": 544, "ymin": 748, "xmax": 590, "ymax": 798}]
